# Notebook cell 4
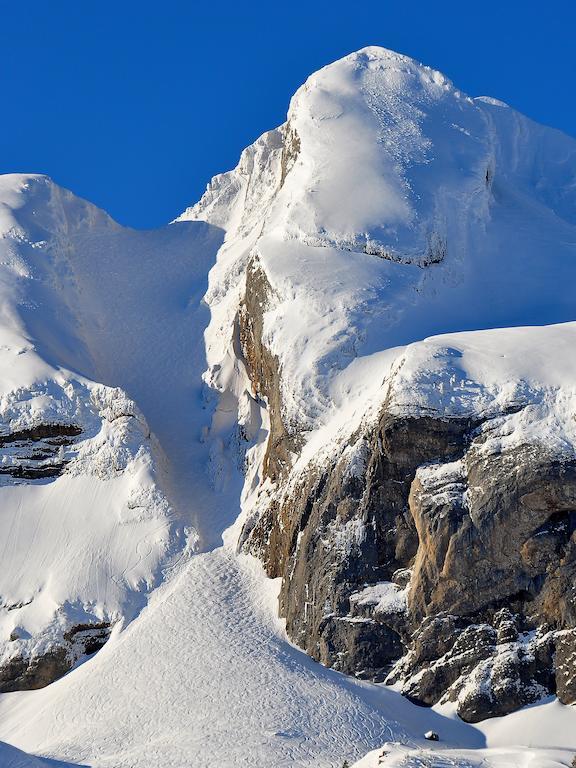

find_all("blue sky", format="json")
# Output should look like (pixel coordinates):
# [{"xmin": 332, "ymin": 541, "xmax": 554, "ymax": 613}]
[{"xmin": 2, "ymin": 0, "xmax": 574, "ymax": 229}]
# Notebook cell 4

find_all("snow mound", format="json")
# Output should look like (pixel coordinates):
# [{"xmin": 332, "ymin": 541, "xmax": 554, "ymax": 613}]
[{"xmin": 353, "ymin": 742, "xmax": 575, "ymax": 768}]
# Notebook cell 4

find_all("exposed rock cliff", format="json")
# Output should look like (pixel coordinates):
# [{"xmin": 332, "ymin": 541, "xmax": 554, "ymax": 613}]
[{"xmin": 238, "ymin": 322, "xmax": 576, "ymax": 721}]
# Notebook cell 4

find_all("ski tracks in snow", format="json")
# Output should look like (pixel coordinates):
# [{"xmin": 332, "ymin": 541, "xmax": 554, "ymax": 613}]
[{"xmin": 0, "ymin": 548, "xmax": 481, "ymax": 768}]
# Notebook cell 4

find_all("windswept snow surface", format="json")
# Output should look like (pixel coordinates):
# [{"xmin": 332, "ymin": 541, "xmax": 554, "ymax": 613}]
[
  {"xmin": 0, "ymin": 45, "xmax": 576, "ymax": 768},
  {"xmin": 181, "ymin": 46, "xmax": 576, "ymax": 443},
  {"xmin": 0, "ymin": 551, "xmax": 486, "ymax": 768}
]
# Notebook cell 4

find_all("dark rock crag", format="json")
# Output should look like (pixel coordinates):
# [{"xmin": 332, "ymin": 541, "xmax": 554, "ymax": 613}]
[
  {"xmin": 0, "ymin": 622, "xmax": 111, "ymax": 693},
  {"xmin": 0, "ymin": 423, "xmax": 82, "ymax": 480}
]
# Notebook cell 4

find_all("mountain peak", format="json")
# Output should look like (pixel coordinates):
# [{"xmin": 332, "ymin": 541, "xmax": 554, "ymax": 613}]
[
  {"xmin": 272, "ymin": 45, "xmax": 485, "ymax": 261},
  {"xmin": 0, "ymin": 45, "xmax": 575, "ymax": 768},
  {"xmin": 188, "ymin": 44, "xmax": 576, "ymax": 265},
  {"xmin": 305, "ymin": 45, "xmax": 455, "ymax": 93}
]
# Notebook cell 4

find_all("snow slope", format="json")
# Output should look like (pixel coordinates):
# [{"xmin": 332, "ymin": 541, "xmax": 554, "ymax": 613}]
[
  {"xmin": 0, "ymin": 550, "xmax": 486, "ymax": 768},
  {"xmin": 0, "ymin": 45, "xmax": 574, "ymax": 768},
  {"xmin": 181, "ymin": 47, "xmax": 576, "ymax": 449},
  {"xmin": 0, "ymin": 173, "xmax": 227, "ymax": 679},
  {"xmin": 0, "ymin": 740, "xmax": 64, "ymax": 768},
  {"xmin": 0, "ymin": 548, "xmax": 573, "ymax": 768}
]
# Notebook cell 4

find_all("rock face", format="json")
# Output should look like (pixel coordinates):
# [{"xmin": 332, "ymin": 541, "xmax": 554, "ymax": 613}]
[
  {"xmin": 239, "ymin": 259, "xmax": 301, "ymax": 483},
  {"xmin": 244, "ymin": 408, "xmax": 472, "ymax": 673},
  {"xmin": 0, "ymin": 423, "xmax": 82, "ymax": 480},
  {"xmin": 242, "ymin": 390, "xmax": 576, "ymax": 719},
  {"xmin": 238, "ymin": 291, "xmax": 576, "ymax": 720},
  {"xmin": 0, "ymin": 623, "xmax": 110, "ymax": 693}
]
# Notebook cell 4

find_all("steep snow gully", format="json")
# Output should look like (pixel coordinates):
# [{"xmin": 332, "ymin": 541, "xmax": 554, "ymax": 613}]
[{"xmin": 0, "ymin": 46, "xmax": 575, "ymax": 767}]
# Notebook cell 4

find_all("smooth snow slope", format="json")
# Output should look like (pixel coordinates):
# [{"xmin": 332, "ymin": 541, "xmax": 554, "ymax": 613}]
[
  {"xmin": 0, "ymin": 175, "xmax": 190, "ymax": 670},
  {"xmin": 0, "ymin": 173, "xmax": 242, "ymax": 678},
  {"xmin": 2, "ymin": 174, "xmax": 229, "ymax": 542},
  {"xmin": 0, "ymin": 740, "xmax": 66, "ymax": 768}
]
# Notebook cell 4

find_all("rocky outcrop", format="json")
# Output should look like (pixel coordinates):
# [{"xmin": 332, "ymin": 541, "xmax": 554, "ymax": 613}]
[
  {"xmin": 391, "ymin": 611, "xmax": 557, "ymax": 722},
  {"xmin": 408, "ymin": 445, "xmax": 576, "ymax": 629},
  {"xmin": 279, "ymin": 125, "xmax": 300, "ymax": 188},
  {"xmin": 239, "ymin": 259, "xmax": 302, "ymax": 483},
  {"xmin": 244, "ymin": 401, "xmax": 477, "ymax": 679},
  {"xmin": 555, "ymin": 629, "xmax": 576, "ymax": 704},
  {"xmin": 0, "ymin": 423, "xmax": 82, "ymax": 480},
  {"xmin": 0, "ymin": 622, "xmax": 111, "ymax": 692},
  {"xmin": 239, "ymin": 302, "xmax": 576, "ymax": 720},
  {"xmin": 0, "ymin": 649, "xmax": 70, "ymax": 693}
]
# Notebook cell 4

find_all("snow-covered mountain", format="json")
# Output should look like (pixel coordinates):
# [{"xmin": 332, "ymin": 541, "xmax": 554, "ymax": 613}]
[
  {"xmin": 0, "ymin": 47, "xmax": 575, "ymax": 767},
  {"xmin": 181, "ymin": 46, "xmax": 576, "ymax": 725}
]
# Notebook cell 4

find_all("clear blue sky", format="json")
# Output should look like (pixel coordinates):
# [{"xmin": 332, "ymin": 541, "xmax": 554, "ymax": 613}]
[{"xmin": 2, "ymin": 0, "xmax": 574, "ymax": 229}]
